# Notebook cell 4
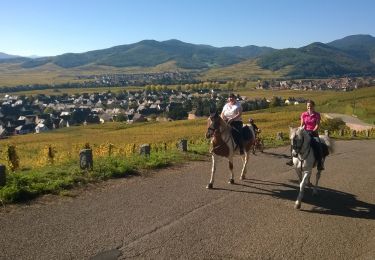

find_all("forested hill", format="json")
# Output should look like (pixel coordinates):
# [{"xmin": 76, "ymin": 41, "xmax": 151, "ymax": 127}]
[
  {"xmin": 18, "ymin": 39, "xmax": 275, "ymax": 69},
  {"xmin": 1, "ymin": 35, "xmax": 375, "ymax": 79},
  {"xmin": 256, "ymin": 35, "xmax": 375, "ymax": 78}
]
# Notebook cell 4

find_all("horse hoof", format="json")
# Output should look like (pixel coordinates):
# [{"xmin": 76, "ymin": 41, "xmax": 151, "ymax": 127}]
[
  {"xmin": 206, "ymin": 183, "xmax": 213, "ymax": 189},
  {"xmin": 240, "ymin": 175, "xmax": 245, "ymax": 180},
  {"xmin": 228, "ymin": 179, "xmax": 234, "ymax": 184},
  {"xmin": 294, "ymin": 203, "xmax": 301, "ymax": 210}
]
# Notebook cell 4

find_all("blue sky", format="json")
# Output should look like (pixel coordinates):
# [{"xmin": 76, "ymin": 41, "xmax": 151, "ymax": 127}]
[{"xmin": 1, "ymin": 0, "xmax": 374, "ymax": 56}]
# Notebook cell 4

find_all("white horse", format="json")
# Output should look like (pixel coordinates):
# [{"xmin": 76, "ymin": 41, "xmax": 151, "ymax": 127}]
[
  {"xmin": 205, "ymin": 112, "xmax": 255, "ymax": 189},
  {"xmin": 289, "ymin": 127, "xmax": 334, "ymax": 209}
]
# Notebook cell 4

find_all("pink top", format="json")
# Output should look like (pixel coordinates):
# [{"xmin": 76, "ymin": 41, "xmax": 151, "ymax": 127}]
[{"xmin": 301, "ymin": 111, "xmax": 321, "ymax": 131}]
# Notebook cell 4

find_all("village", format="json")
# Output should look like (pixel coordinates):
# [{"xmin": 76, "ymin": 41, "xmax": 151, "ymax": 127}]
[
  {"xmin": 1, "ymin": 76, "xmax": 374, "ymax": 138},
  {"xmin": 0, "ymin": 88, "xmax": 309, "ymax": 138},
  {"xmin": 257, "ymin": 77, "xmax": 375, "ymax": 91}
]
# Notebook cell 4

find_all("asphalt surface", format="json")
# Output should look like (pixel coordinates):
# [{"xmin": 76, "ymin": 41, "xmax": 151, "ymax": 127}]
[{"xmin": 1, "ymin": 140, "xmax": 374, "ymax": 259}]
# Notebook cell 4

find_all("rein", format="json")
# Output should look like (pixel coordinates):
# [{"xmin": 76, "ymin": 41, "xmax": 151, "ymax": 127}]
[
  {"xmin": 212, "ymin": 128, "xmax": 234, "ymax": 151},
  {"xmin": 207, "ymin": 118, "xmax": 236, "ymax": 154}
]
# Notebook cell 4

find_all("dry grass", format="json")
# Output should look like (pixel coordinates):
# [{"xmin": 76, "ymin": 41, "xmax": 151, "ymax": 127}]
[
  {"xmin": 0, "ymin": 61, "xmax": 184, "ymax": 87},
  {"xmin": 200, "ymin": 59, "xmax": 290, "ymax": 81}
]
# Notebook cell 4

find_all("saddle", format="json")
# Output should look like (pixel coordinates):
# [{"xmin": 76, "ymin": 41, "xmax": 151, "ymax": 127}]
[
  {"xmin": 241, "ymin": 125, "xmax": 254, "ymax": 141},
  {"xmin": 311, "ymin": 137, "xmax": 329, "ymax": 157}
]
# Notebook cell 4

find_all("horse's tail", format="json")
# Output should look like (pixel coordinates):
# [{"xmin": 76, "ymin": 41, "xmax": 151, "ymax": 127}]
[{"xmin": 319, "ymin": 135, "xmax": 335, "ymax": 154}]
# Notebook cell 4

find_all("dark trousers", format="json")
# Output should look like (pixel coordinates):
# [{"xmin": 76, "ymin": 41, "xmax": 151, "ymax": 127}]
[
  {"xmin": 230, "ymin": 121, "xmax": 244, "ymax": 151},
  {"xmin": 306, "ymin": 131, "xmax": 324, "ymax": 169}
]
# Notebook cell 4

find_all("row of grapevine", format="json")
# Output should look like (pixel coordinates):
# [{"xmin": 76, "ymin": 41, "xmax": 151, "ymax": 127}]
[{"xmin": 0, "ymin": 138, "xmax": 209, "ymax": 171}]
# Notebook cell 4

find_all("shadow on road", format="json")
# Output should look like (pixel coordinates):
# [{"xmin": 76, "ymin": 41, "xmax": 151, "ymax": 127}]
[
  {"xmin": 213, "ymin": 178, "xmax": 375, "ymax": 220},
  {"xmin": 261, "ymin": 151, "xmax": 291, "ymax": 159}
]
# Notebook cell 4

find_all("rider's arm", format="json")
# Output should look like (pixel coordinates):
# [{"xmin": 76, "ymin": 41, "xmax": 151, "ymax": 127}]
[
  {"xmin": 233, "ymin": 104, "xmax": 243, "ymax": 120},
  {"xmin": 313, "ymin": 118, "xmax": 320, "ymax": 132},
  {"xmin": 230, "ymin": 110, "xmax": 242, "ymax": 121},
  {"xmin": 220, "ymin": 105, "xmax": 227, "ymax": 120},
  {"xmin": 300, "ymin": 115, "xmax": 305, "ymax": 128},
  {"xmin": 220, "ymin": 111, "xmax": 225, "ymax": 119}
]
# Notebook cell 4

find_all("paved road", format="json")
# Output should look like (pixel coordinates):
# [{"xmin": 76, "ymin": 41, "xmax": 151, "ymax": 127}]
[
  {"xmin": 324, "ymin": 113, "xmax": 375, "ymax": 131},
  {"xmin": 1, "ymin": 140, "xmax": 374, "ymax": 259}
]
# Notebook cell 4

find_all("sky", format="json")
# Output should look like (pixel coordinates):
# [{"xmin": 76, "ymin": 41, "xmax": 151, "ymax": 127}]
[{"xmin": 1, "ymin": 0, "xmax": 374, "ymax": 57}]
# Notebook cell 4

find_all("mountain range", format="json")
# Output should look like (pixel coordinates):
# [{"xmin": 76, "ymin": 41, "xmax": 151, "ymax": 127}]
[{"xmin": 1, "ymin": 34, "xmax": 375, "ymax": 79}]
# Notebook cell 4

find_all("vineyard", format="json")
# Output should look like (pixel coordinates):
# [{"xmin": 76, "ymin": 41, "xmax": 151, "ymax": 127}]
[
  {"xmin": 1, "ymin": 86, "xmax": 375, "ymax": 203},
  {"xmin": 2, "ymin": 106, "xmax": 375, "ymax": 171}
]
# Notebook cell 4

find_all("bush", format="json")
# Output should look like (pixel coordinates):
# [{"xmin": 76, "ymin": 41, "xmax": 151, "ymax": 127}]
[{"xmin": 320, "ymin": 118, "xmax": 347, "ymax": 132}]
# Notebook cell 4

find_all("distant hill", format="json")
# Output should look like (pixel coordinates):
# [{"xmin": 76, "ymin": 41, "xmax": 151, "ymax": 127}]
[
  {"xmin": 0, "ymin": 52, "xmax": 20, "ymax": 60},
  {"xmin": 19, "ymin": 39, "xmax": 275, "ymax": 69},
  {"xmin": 327, "ymin": 34, "xmax": 375, "ymax": 63},
  {"xmin": 1, "ymin": 35, "xmax": 375, "ymax": 82},
  {"xmin": 257, "ymin": 35, "xmax": 375, "ymax": 78}
]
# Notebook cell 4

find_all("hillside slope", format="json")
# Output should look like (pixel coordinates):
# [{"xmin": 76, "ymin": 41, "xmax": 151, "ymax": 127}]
[{"xmin": 19, "ymin": 39, "xmax": 275, "ymax": 69}]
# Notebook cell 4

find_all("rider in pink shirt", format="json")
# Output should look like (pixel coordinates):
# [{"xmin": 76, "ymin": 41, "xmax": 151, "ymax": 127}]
[
  {"xmin": 287, "ymin": 100, "xmax": 324, "ymax": 170},
  {"xmin": 301, "ymin": 110, "xmax": 321, "ymax": 134}
]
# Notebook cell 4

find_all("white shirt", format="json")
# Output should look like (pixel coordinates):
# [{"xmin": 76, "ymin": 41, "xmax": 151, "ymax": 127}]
[{"xmin": 221, "ymin": 101, "xmax": 242, "ymax": 121}]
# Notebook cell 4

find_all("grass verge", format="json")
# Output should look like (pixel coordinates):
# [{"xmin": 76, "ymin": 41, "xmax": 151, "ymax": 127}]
[{"xmin": 0, "ymin": 145, "xmax": 208, "ymax": 204}]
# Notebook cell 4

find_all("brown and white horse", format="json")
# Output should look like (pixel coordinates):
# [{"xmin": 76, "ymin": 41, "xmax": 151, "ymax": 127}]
[{"xmin": 205, "ymin": 112, "xmax": 255, "ymax": 189}]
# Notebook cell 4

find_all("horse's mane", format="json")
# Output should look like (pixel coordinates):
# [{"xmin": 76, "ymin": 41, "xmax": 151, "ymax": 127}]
[
  {"xmin": 290, "ymin": 126, "xmax": 307, "ymax": 140},
  {"xmin": 210, "ymin": 112, "xmax": 231, "ymax": 132}
]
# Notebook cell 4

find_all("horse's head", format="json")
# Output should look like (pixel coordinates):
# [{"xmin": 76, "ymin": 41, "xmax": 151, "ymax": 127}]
[
  {"xmin": 206, "ymin": 111, "xmax": 222, "ymax": 139},
  {"xmin": 290, "ymin": 127, "xmax": 309, "ymax": 155}
]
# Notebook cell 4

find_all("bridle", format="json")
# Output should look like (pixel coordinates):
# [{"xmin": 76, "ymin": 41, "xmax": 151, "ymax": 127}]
[
  {"xmin": 206, "ymin": 114, "xmax": 221, "ymax": 138},
  {"xmin": 206, "ymin": 114, "xmax": 235, "ymax": 151}
]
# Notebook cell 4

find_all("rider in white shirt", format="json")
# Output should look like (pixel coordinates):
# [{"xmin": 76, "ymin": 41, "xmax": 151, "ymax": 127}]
[{"xmin": 221, "ymin": 93, "xmax": 244, "ymax": 154}]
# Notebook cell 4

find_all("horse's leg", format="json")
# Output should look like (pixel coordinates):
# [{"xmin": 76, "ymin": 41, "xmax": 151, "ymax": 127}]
[
  {"xmin": 313, "ymin": 157, "xmax": 325, "ymax": 194},
  {"xmin": 240, "ymin": 152, "xmax": 249, "ymax": 180},
  {"xmin": 295, "ymin": 170, "xmax": 310, "ymax": 209},
  {"xmin": 207, "ymin": 154, "xmax": 216, "ymax": 189},
  {"xmin": 313, "ymin": 169, "xmax": 321, "ymax": 196},
  {"xmin": 293, "ymin": 159, "xmax": 302, "ymax": 182},
  {"xmin": 228, "ymin": 156, "xmax": 234, "ymax": 184}
]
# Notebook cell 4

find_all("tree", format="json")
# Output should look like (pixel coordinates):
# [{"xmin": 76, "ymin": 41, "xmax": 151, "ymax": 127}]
[
  {"xmin": 270, "ymin": 96, "xmax": 282, "ymax": 108},
  {"xmin": 167, "ymin": 103, "xmax": 188, "ymax": 120},
  {"xmin": 114, "ymin": 113, "xmax": 128, "ymax": 122},
  {"xmin": 43, "ymin": 107, "xmax": 54, "ymax": 114}
]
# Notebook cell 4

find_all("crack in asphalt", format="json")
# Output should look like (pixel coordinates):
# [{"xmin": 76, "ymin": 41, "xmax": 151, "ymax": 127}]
[{"xmin": 119, "ymin": 186, "xmax": 241, "ymax": 256}]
